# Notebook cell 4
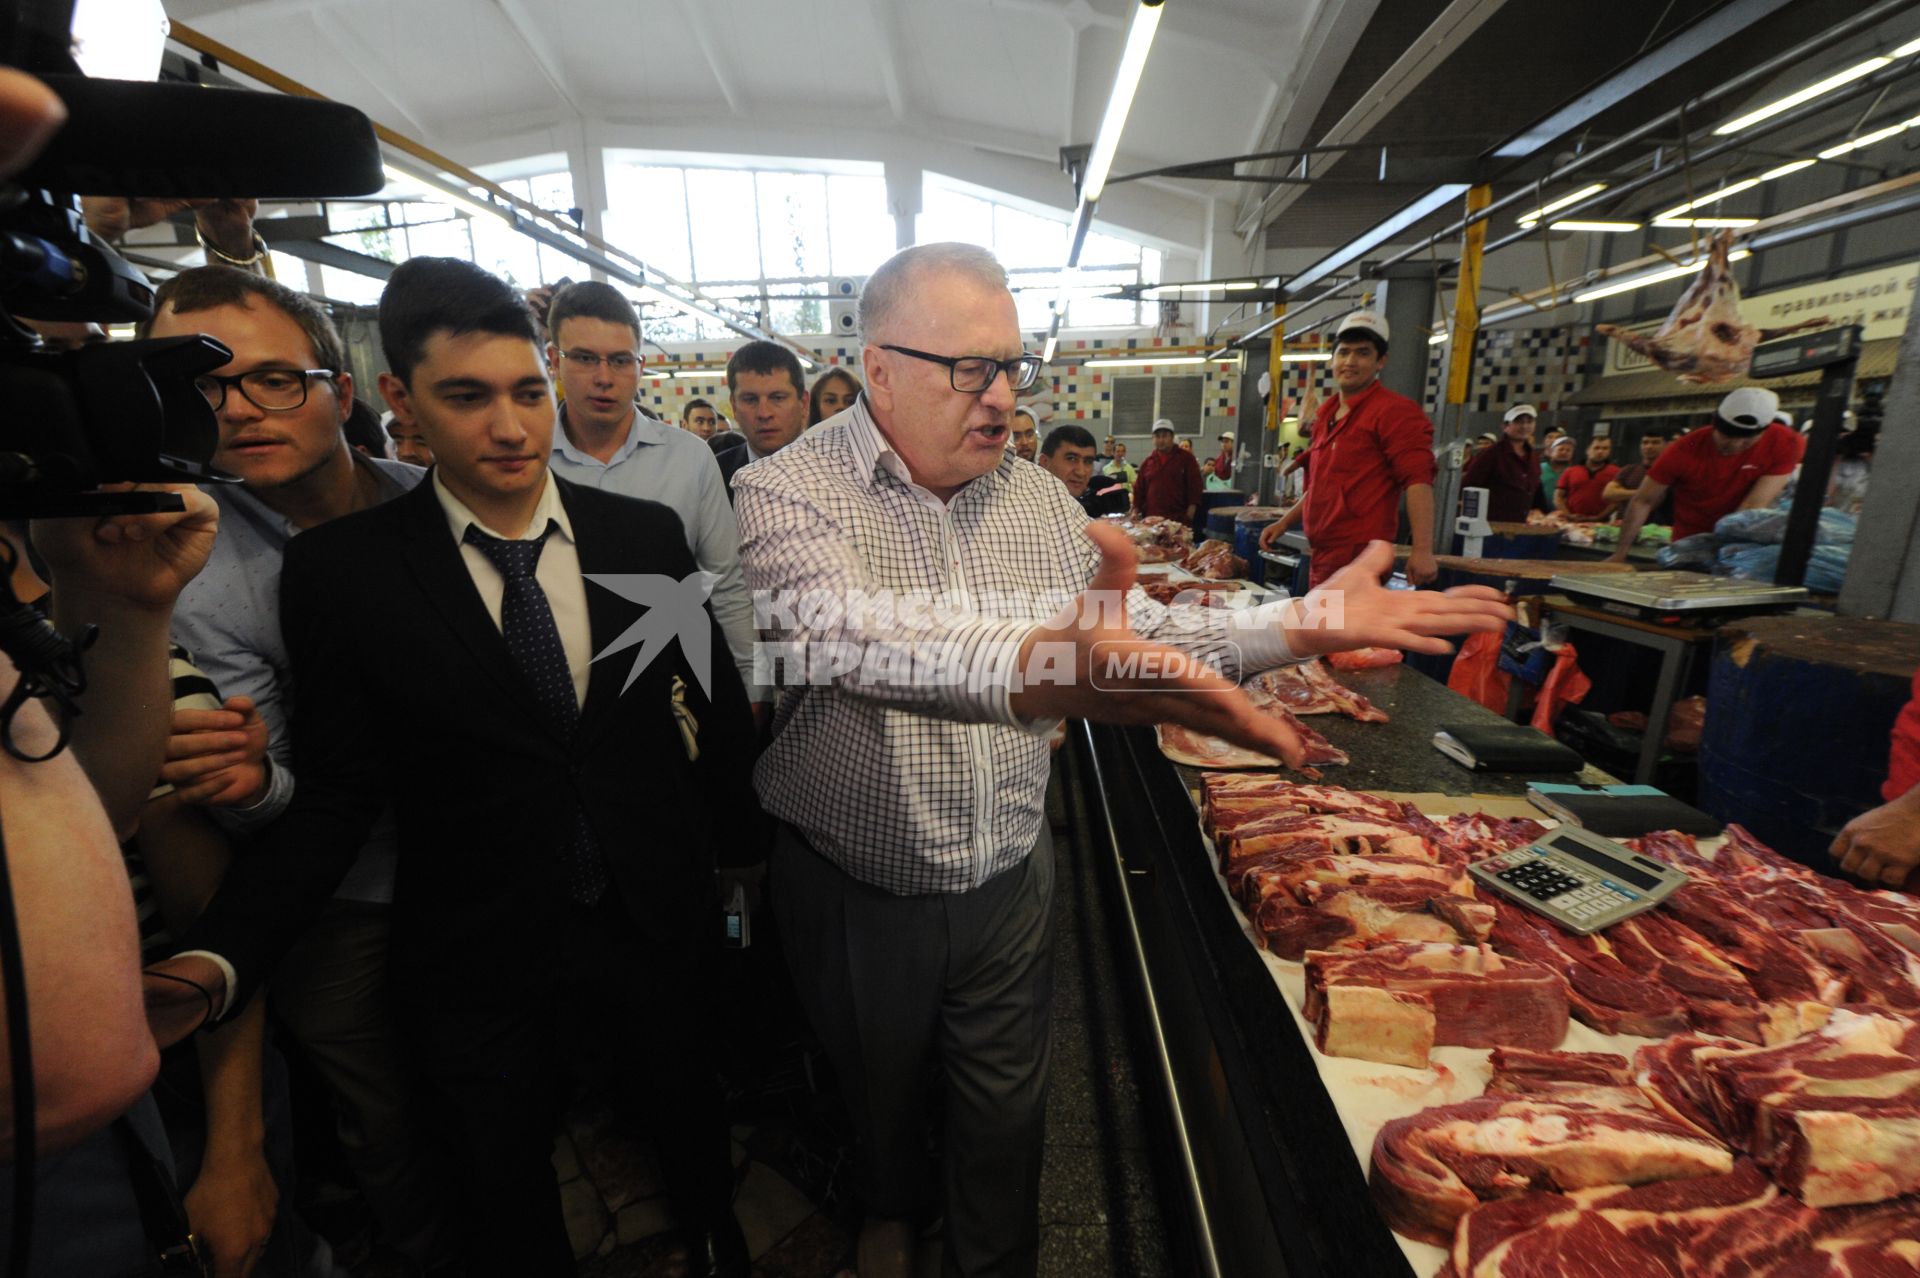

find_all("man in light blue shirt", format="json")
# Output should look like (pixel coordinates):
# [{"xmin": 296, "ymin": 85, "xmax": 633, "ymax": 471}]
[{"xmin": 542, "ymin": 282, "xmax": 765, "ymax": 710}]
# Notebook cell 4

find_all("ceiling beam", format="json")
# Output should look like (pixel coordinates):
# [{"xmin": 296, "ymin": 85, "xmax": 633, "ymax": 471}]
[
  {"xmin": 307, "ymin": 13, "xmax": 436, "ymax": 142},
  {"xmin": 1236, "ymin": 0, "xmax": 1510, "ymax": 239},
  {"xmin": 490, "ymin": 0, "xmax": 585, "ymax": 118},
  {"xmin": 1061, "ymin": 20, "xmax": 1082, "ymax": 146},
  {"xmin": 862, "ymin": 0, "xmax": 912, "ymax": 121},
  {"xmin": 670, "ymin": 0, "xmax": 749, "ymax": 118},
  {"xmin": 1233, "ymin": 0, "xmax": 1378, "ymax": 229},
  {"xmin": 950, "ymin": 0, "xmax": 1283, "ymax": 69}
]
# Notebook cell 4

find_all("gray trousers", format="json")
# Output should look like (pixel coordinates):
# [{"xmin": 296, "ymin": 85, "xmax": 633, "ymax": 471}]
[
  {"xmin": 271, "ymin": 900, "xmax": 455, "ymax": 1266},
  {"xmin": 772, "ymin": 825, "xmax": 1056, "ymax": 1278}
]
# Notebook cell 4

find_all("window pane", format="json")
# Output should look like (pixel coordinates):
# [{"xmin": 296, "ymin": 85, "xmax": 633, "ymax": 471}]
[
  {"xmin": 1142, "ymin": 248, "xmax": 1162, "ymax": 286},
  {"xmin": 918, "ymin": 184, "xmax": 991, "ymax": 248},
  {"xmin": 404, "ymin": 217, "xmax": 473, "ymax": 261},
  {"xmin": 1081, "ymin": 230, "xmax": 1141, "ymax": 269},
  {"xmin": 1063, "ymin": 268, "xmax": 1138, "ymax": 328},
  {"xmin": 470, "ymin": 214, "xmax": 543, "ymax": 289},
  {"xmin": 328, "ymin": 201, "xmax": 388, "ymax": 232},
  {"xmin": 604, "ymin": 165, "xmax": 693, "ymax": 280},
  {"xmin": 757, "ymin": 172, "xmax": 829, "ymax": 278},
  {"xmin": 328, "ymin": 227, "xmax": 397, "ymax": 264},
  {"xmin": 317, "ymin": 264, "xmax": 386, "ymax": 305},
  {"xmin": 1011, "ymin": 269, "xmax": 1064, "ymax": 332},
  {"xmin": 769, "ymin": 280, "xmax": 829, "ymax": 335},
  {"xmin": 827, "ymin": 174, "xmax": 893, "ymax": 275},
  {"xmin": 528, "ymin": 170, "xmax": 576, "ymax": 215},
  {"xmin": 993, "ymin": 204, "xmax": 1067, "ymax": 269},
  {"xmin": 686, "ymin": 169, "xmax": 761, "ymax": 283}
]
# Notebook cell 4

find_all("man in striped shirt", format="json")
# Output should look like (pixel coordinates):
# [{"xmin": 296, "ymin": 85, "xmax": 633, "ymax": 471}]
[{"xmin": 737, "ymin": 243, "xmax": 1509, "ymax": 1278}]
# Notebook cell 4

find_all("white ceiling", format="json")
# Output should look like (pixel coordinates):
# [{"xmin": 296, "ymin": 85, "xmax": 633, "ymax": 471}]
[{"xmin": 163, "ymin": 0, "xmax": 1332, "ymax": 260}]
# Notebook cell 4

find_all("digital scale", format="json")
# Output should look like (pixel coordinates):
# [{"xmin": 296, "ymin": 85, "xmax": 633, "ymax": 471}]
[
  {"xmin": 1456, "ymin": 486, "xmax": 1492, "ymax": 558},
  {"xmin": 1468, "ymin": 825, "xmax": 1690, "ymax": 935},
  {"xmin": 1548, "ymin": 570, "xmax": 1807, "ymax": 623}
]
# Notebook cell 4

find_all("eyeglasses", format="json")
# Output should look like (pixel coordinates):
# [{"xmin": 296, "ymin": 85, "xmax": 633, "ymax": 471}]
[
  {"xmin": 194, "ymin": 368, "xmax": 335, "ymax": 412},
  {"xmin": 561, "ymin": 349, "xmax": 639, "ymax": 372},
  {"xmin": 879, "ymin": 344, "xmax": 1043, "ymax": 394}
]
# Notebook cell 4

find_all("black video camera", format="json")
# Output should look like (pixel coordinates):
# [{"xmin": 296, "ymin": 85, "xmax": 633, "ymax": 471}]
[{"xmin": 0, "ymin": 0, "xmax": 384, "ymax": 518}]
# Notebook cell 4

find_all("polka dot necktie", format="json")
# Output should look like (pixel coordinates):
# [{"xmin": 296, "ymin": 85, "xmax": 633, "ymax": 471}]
[{"xmin": 464, "ymin": 521, "xmax": 610, "ymax": 905}]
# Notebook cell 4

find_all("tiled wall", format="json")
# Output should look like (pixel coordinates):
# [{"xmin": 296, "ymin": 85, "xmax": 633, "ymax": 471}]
[{"xmin": 645, "ymin": 327, "xmax": 1594, "ymax": 429}]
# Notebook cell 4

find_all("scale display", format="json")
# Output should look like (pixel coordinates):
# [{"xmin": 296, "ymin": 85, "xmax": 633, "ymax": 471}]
[{"xmin": 1467, "ymin": 825, "xmax": 1690, "ymax": 935}]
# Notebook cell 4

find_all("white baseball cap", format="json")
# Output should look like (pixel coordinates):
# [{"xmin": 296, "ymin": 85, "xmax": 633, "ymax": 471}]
[
  {"xmin": 1150, "ymin": 418, "xmax": 1175, "ymax": 435},
  {"xmin": 1503, "ymin": 403, "xmax": 1539, "ymax": 422},
  {"xmin": 1219, "ymin": 431, "xmax": 1235, "ymax": 441},
  {"xmin": 1334, "ymin": 309, "xmax": 1390, "ymax": 347},
  {"xmin": 1715, "ymin": 387, "xmax": 1779, "ymax": 433}
]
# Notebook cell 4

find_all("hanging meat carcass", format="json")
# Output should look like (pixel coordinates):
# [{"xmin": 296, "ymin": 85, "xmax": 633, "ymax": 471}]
[{"xmin": 1595, "ymin": 230, "xmax": 1831, "ymax": 384}]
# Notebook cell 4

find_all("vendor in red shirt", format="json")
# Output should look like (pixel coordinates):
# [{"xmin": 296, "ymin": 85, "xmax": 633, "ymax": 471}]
[
  {"xmin": 1608, "ymin": 387, "xmax": 1804, "ymax": 561},
  {"xmin": 1554, "ymin": 433, "xmax": 1621, "ymax": 518},
  {"xmin": 1131, "ymin": 419, "xmax": 1204, "ymax": 525},
  {"xmin": 1831, "ymin": 667, "xmax": 1920, "ymax": 891},
  {"xmin": 1259, "ymin": 310, "xmax": 1438, "ymax": 586},
  {"xmin": 1460, "ymin": 402, "xmax": 1540, "ymax": 522}
]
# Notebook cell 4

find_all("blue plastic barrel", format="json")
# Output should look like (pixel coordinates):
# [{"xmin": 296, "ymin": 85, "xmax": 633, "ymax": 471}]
[
  {"xmin": 1204, "ymin": 504, "xmax": 1248, "ymax": 542},
  {"xmin": 1233, "ymin": 507, "xmax": 1284, "ymax": 585}
]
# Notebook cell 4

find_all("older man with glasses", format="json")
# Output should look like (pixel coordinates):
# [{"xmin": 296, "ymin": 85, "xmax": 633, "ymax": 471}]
[{"xmin": 736, "ymin": 242, "xmax": 1513, "ymax": 1278}]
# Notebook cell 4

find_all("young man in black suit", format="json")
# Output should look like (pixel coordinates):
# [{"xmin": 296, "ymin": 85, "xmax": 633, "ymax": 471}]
[{"xmin": 171, "ymin": 258, "xmax": 757, "ymax": 1277}]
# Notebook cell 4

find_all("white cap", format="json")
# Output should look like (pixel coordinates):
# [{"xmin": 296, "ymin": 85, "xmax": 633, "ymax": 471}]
[
  {"xmin": 1772, "ymin": 410, "xmax": 1794, "ymax": 427},
  {"xmin": 1219, "ymin": 431, "xmax": 1235, "ymax": 441},
  {"xmin": 1503, "ymin": 403, "xmax": 1539, "ymax": 422},
  {"xmin": 1716, "ymin": 387, "xmax": 1779, "ymax": 433},
  {"xmin": 1334, "ymin": 309, "xmax": 1390, "ymax": 347},
  {"xmin": 1150, "ymin": 418, "xmax": 1175, "ymax": 434}
]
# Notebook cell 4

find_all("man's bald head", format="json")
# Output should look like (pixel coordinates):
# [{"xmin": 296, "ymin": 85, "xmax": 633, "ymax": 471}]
[{"xmin": 858, "ymin": 242, "xmax": 1009, "ymax": 346}]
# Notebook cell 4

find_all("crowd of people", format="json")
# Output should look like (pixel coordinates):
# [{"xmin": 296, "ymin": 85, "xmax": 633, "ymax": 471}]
[{"xmin": 0, "ymin": 54, "xmax": 1898, "ymax": 1278}]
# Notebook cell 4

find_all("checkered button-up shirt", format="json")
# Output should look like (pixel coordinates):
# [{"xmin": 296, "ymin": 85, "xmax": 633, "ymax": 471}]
[{"xmin": 735, "ymin": 399, "xmax": 1299, "ymax": 895}]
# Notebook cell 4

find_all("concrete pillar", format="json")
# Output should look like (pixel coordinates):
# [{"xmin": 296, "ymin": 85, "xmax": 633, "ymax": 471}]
[
  {"xmin": 885, "ymin": 161, "xmax": 923, "ymax": 251},
  {"xmin": 1370, "ymin": 261, "xmax": 1442, "ymax": 407},
  {"xmin": 1839, "ymin": 299, "xmax": 1920, "ymax": 620}
]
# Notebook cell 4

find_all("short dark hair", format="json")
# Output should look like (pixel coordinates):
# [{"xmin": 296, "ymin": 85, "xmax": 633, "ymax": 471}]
[
  {"xmin": 726, "ymin": 340, "xmax": 805, "ymax": 396},
  {"xmin": 341, "ymin": 399, "xmax": 386, "ymax": 455},
  {"xmin": 1641, "ymin": 429, "xmax": 1668, "ymax": 442},
  {"xmin": 379, "ymin": 257, "xmax": 540, "ymax": 386},
  {"xmin": 1337, "ymin": 329, "xmax": 1388, "ymax": 358},
  {"xmin": 683, "ymin": 397, "xmax": 715, "ymax": 421},
  {"xmin": 1042, "ymin": 424, "xmax": 1096, "ymax": 457},
  {"xmin": 547, "ymin": 280, "xmax": 641, "ymax": 346},
  {"xmin": 141, "ymin": 265, "xmax": 347, "ymax": 374}
]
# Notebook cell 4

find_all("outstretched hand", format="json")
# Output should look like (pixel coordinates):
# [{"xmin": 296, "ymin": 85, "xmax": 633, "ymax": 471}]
[
  {"xmin": 1010, "ymin": 522, "xmax": 1306, "ymax": 767},
  {"xmin": 31, "ymin": 484, "xmax": 219, "ymax": 612},
  {"xmin": 1281, "ymin": 541, "xmax": 1513, "ymax": 659}
]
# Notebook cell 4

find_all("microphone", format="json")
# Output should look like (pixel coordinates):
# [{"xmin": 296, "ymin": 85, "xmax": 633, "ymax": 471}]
[{"xmin": 12, "ymin": 75, "xmax": 385, "ymax": 198}]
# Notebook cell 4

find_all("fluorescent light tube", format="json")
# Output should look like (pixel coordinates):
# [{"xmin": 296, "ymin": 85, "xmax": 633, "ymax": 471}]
[
  {"xmin": 1081, "ymin": 1, "xmax": 1165, "ymax": 202},
  {"xmin": 1547, "ymin": 220, "xmax": 1641, "ymax": 232},
  {"xmin": 1042, "ymin": 335, "xmax": 1059, "ymax": 364},
  {"xmin": 1760, "ymin": 159, "xmax": 1817, "ymax": 181},
  {"xmin": 1655, "ymin": 178, "xmax": 1761, "ymax": 220},
  {"xmin": 1513, "ymin": 183, "xmax": 1609, "ymax": 225},
  {"xmin": 1651, "ymin": 216, "xmax": 1759, "ymax": 227},
  {"xmin": 1714, "ymin": 57, "xmax": 1891, "ymax": 135},
  {"xmin": 1279, "ymin": 352, "xmax": 1331, "ymax": 362},
  {"xmin": 1818, "ymin": 121, "xmax": 1911, "ymax": 159}
]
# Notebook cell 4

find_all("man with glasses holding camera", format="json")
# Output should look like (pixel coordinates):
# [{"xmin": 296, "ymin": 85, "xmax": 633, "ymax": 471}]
[
  {"xmin": 736, "ymin": 242, "xmax": 1511, "ymax": 1278},
  {"xmin": 542, "ymin": 281, "xmax": 763, "ymax": 712},
  {"xmin": 140, "ymin": 266, "xmax": 458, "ymax": 1272}
]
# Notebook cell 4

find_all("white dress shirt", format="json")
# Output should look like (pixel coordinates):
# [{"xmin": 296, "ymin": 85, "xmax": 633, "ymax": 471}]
[
  {"xmin": 735, "ymin": 396, "xmax": 1300, "ymax": 896},
  {"xmin": 433, "ymin": 469, "xmax": 592, "ymax": 708}
]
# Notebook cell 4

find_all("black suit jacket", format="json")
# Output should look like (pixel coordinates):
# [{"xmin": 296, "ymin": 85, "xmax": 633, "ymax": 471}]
[
  {"xmin": 711, "ymin": 435, "xmax": 750, "ymax": 502},
  {"xmin": 182, "ymin": 475, "xmax": 757, "ymax": 1035}
]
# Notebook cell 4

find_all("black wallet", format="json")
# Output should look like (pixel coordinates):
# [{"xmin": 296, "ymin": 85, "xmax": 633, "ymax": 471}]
[{"xmin": 1432, "ymin": 723, "xmax": 1585, "ymax": 773}]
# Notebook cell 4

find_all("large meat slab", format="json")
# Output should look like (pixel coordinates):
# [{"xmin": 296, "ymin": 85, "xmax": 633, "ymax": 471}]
[{"xmin": 1306, "ymin": 943, "xmax": 1569, "ymax": 1061}]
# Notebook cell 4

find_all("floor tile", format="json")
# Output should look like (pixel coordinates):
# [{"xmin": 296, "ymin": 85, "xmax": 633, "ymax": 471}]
[{"xmin": 734, "ymin": 1161, "xmax": 817, "ymax": 1259}]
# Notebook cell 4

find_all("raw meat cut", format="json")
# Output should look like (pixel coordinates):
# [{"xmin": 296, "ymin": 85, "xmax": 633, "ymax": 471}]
[
  {"xmin": 1316, "ymin": 983, "xmax": 1436, "ymax": 1069},
  {"xmin": 1487, "ymin": 1048, "xmax": 1635, "ymax": 1095},
  {"xmin": 1486, "ymin": 897, "xmax": 1692, "ymax": 1039},
  {"xmin": 1647, "ymin": 1008, "xmax": 1920, "ymax": 1207},
  {"xmin": 1369, "ymin": 1093, "xmax": 1734, "ymax": 1244},
  {"xmin": 1200, "ymin": 775, "xmax": 1406, "ymax": 829},
  {"xmin": 1139, "ymin": 578, "xmax": 1242, "ymax": 607},
  {"xmin": 1241, "ymin": 854, "xmax": 1468, "ymax": 908},
  {"xmin": 1254, "ymin": 882, "xmax": 1492, "ymax": 960},
  {"xmin": 1155, "ymin": 708, "xmax": 1347, "ymax": 772},
  {"xmin": 1101, "ymin": 513, "xmax": 1191, "ymax": 562},
  {"xmin": 1595, "ymin": 230, "xmax": 1833, "ymax": 384},
  {"xmin": 1181, "ymin": 538, "xmax": 1247, "ymax": 579},
  {"xmin": 1443, "ymin": 1159, "xmax": 1920, "ymax": 1278},
  {"xmin": 1305, "ymin": 942, "xmax": 1569, "ymax": 1057},
  {"xmin": 1249, "ymin": 660, "xmax": 1391, "ymax": 722}
]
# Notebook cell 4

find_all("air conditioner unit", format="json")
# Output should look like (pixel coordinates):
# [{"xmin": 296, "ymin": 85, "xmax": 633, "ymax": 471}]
[{"xmin": 829, "ymin": 276, "xmax": 865, "ymax": 337}]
